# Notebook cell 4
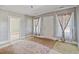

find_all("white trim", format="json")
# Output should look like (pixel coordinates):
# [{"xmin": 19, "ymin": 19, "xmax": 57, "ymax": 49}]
[
  {"xmin": 0, "ymin": 39, "xmax": 20, "ymax": 48},
  {"xmin": 0, "ymin": 35, "xmax": 32, "ymax": 48},
  {"xmin": 33, "ymin": 35, "xmax": 60, "ymax": 40},
  {"xmin": 65, "ymin": 40, "xmax": 77, "ymax": 45},
  {"xmin": 20, "ymin": 35, "xmax": 32, "ymax": 39}
]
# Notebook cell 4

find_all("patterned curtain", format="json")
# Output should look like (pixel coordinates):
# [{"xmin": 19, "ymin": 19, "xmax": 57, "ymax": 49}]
[
  {"xmin": 33, "ymin": 17, "xmax": 41, "ymax": 35},
  {"xmin": 57, "ymin": 12, "xmax": 72, "ymax": 41}
]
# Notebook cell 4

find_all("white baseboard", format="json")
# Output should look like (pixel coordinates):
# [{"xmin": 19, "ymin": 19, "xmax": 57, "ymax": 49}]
[
  {"xmin": 20, "ymin": 35, "xmax": 32, "ymax": 39},
  {"xmin": 0, "ymin": 39, "xmax": 21, "ymax": 48},
  {"xmin": 0, "ymin": 35, "xmax": 32, "ymax": 48},
  {"xmin": 65, "ymin": 40, "xmax": 77, "ymax": 45}
]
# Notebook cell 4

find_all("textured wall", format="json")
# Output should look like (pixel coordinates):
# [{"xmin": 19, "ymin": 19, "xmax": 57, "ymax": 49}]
[
  {"xmin": 41, "ymin": 16, "xmax": 54, "ymax": 37},
  {"xmin": 20, "ymin": 16, "xmax": 32, "ymax": 38},
  {"xmin": 0, "ymin": 14, "xmax": 9, "ymax": 42},
  {"xmin": 76, "ymin": 6, "xmax": 79, "ymax": 47},
  {"xmin": 0, "ymin": 9, "xmax": 32, "ymax": 43}
]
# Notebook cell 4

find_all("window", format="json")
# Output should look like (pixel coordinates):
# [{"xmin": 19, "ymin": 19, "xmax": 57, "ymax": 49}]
[
  {"xmin": 56, "ymin": 11, "xmax": 75, "ymax": 42},
  {"xmin": 33, "ymin": 17, "xmax": 41, "ymax": 35}
]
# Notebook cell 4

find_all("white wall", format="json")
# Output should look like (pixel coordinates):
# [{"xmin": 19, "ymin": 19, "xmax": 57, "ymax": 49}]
[
  {"xmin": 0, "ymin": 14, "xmax": 9, "ymax": 42},
  {"xmin": 0, "ymin": 9, "xmax": 32, "ymax": 43},
  {"xmin": 20, "ymin": 16, "xmax": 32, "ymax": 38},
  {"xmin": 76, "ymin": 6, "xmax": 79, "ymax": 47},
  {"xmin": 41, "ymin": 16, "xmax": 54, "ymax": 37},
  {"xmin": 26, "ymin": 17, "xmax": 32, "ymax": 35}
]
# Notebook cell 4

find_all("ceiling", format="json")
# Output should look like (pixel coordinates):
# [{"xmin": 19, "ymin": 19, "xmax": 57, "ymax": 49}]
[{"xmin": 0, "ymin": 5, "xmax": 77, "ymax": 16}]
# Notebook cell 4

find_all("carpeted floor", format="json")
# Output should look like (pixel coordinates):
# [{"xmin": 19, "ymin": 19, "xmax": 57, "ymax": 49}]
[
  {"xmin": 29, "ymin": 36, "xmax": 79, "ymax": 54},
  {"xmin": 29, "ymin": 36, "xmax": 57, "ymax": 48},
  {"xmin": 0, "ymin": 40, "xmax": 50, "ymax": 54},
  {"xmin": 0, "ymin": 36, "xmax": 79, "ymax": 54},
  {"xmin": 53, "ymin": 41, "xmax": 79, "ymax": 54}
]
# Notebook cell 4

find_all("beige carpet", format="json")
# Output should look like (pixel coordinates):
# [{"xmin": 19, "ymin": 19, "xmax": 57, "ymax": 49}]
[
  {"xmin": 29, "ymin": 36, "xmax": 79, "ymax": 54},
  {"xmin": 53, "ymin": 41, "xmax": 79, "ymax": 54},
  {"xmin": 0, "ymin": 40, "xmax": 50, "ymax": 54},
  {"xmin": 0, "ymin": 37, "xmax": 79, "ymax": 54}
]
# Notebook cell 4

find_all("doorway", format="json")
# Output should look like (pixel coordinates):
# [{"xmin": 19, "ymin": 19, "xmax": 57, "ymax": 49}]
[{"xmin": 10, "ymin": 16, "xmax": 20, "ymax": 40}]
